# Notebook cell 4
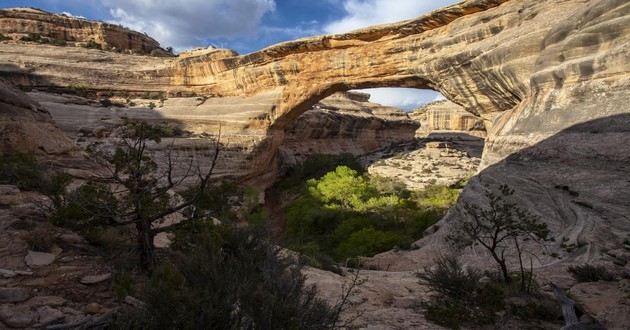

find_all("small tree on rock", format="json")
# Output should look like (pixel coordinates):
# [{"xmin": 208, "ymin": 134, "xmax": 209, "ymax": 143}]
[{"xmin": 447, "ymin": 183, "xmax": 549, "ymax": 290}]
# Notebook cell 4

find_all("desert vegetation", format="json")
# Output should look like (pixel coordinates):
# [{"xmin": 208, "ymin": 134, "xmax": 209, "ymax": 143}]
[{"xmin": 276, "ymin": 154, "xmax": 463, "ymax": 266}]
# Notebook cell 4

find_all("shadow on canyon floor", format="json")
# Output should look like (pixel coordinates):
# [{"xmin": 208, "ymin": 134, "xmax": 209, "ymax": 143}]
[{"xmin": 368, "ymin": 113, "xmax": 630, "ymax": 274}]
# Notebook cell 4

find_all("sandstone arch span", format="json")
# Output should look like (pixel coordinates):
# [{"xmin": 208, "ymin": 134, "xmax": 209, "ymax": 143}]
[{"xmin": 1, "ymin": 0, "xmax": 628, "ymax": 186}]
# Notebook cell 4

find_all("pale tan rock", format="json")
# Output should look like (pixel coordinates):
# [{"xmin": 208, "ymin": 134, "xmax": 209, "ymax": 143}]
[
  {"xmin": 79, "ymin": 273, "xmax": 111, "ymax": 285},
  {"xmin": 0, "ymin": 8, "xmax": 165, "ymax": 55},
  {"xmin": 25, "ymin": 250, "xmax": 56, "ymax": 267}
]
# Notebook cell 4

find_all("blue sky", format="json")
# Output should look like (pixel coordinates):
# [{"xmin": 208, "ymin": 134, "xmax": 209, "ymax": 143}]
[{"xmin": 2, "ymin": 0, "xmax": 459, "ymax": 109}]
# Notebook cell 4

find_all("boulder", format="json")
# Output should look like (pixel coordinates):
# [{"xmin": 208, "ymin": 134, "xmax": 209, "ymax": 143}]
[
  {"xmin": 25, "ymin": 250, "xmax": 56, "ymax": 267},
  {"xmin": 0, "ymin": 287, "xmax": 30, "ymax": 303}
]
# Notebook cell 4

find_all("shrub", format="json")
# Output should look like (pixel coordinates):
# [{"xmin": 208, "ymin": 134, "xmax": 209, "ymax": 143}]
[
  {"xmin": 50, "ymin": 38, "xmax": 67, "ymax": 46},
  {"xmin": 418, "ymin": 255, "xmax": 505, "ymax": 329},
  {"xmin": 50, "ymin": 182, "xmax": 120, "ymax": 231},
  {"xmin": 568, "ymin": 264, "xmax": 615, "ymax": 282},
  {"xmin": 83, "ymin": 40, "xmax": 102, "ymax": 49},
  {"xmin": 22, "ymin": 224, "xmax": 56, "ymax": 252},
  {"xmin": 0, "ymin": 33, "xmax": 10, "ymax": 41},
  {"xmin": 115, "ymin": 226, "xmax": 343, "ymax": 329},
  {"xmin": 414, "ymin": 184, "xmax": 461, "ymax": 209},
  {"xmin": 112, "ymin": 271, "xmax": 135, "ymax": 301},
  {"xmin": 148, "ymin": 102, "xmax": 156, "ymax": 110},
  {"xmin": 0, "ymin": 153, "xmax": 43, "ymax": 190},
  {"xmin": 336, "ymin": 227, "xmax": 402, "ymax": 260}
]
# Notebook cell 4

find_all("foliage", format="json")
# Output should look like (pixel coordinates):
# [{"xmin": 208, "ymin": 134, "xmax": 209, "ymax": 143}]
[
  {"xmin": 414, "ymin": 184, "xmax": 461, "ymax": 209},
  {"xmin": 114, "ymin": 226, "xmax": 344, "ymax": 330},
  {"xmin": 568, "ymin": 264, "xmax": 615, "ymax": 282},
  {"xmin": 448, "ymin": 183, "xmax": 549, "ymax": 288},
  {"xmin": 50, "ymin": 181, "xmax": 120, "ymax": 230},
  {"xmin": 22, "ymin": 224, "xmax": 56, "ymax": 252},
  {"xmin": 148, "ymin": 102, "xmax": 156, "ymax": 110},
  {"xmin": 0, "ymin": 33, "xmax": 10, "ymax": 41},
  {"xmin": 285, "ymin": 165, "xmax": 445, "ymax": 261},
  {"xmin": 418, "ymin": 255, "xmax": 505, "ymax": 329},
  {"xmin": 83, "ymin": 40, "xmax": 102, "ymax": 49},
  {"xmin": 112, "ymin": 271, "xmax": 135, "ymax": 301},
  {"xmin": 0, "ymin": 153, "xmax": 44, "ymax": 190},
  {"xmin": 277, "ymin": 153, "xmax": 363, "ymax": 190},
  {"xmin": 49, "ymin": 119, "xmax": 220, "ymax": 270}
]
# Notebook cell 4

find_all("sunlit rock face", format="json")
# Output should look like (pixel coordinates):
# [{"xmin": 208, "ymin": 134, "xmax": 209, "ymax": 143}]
[
  {"xmin": 3, "ymin": 0, "xmax": 627, "ymax": 186},
  {"xmin": 279, "ymin": 91, "xmax": 419, "ymax": 169},
  {"xmin": 0, "ymin": 8, "xmax": 166, "ymax": 55},
  {"xmin": 411, "ymin": 100, "xmax": 486, "ymax": 138},
  {"xmin": 0, "ymin": 0, "xmax": 629, "ymax": 327}
]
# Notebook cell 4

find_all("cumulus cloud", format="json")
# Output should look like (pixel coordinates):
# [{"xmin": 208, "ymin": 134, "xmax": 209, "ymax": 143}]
[
  {"xmin": 102, "ymin": 0, "xmax": 276, "ymax": 49},
  {"xmin": 361, "ymin": 88, "xmax": 445, "ymax": 111},
  {"xmin": 324, "ymin": 0, "xmax": 459, "ymax": 34}
]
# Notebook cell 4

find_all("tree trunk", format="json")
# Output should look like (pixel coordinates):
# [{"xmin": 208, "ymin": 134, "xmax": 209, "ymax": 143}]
[{"xmin": 137, "ymin": 219, "xmax": 156, "ymax": 271}]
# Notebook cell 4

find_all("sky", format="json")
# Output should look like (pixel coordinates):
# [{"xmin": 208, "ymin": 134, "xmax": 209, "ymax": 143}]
[{"xmin": 1, "ymin": 0, "xmax": 459, "ymax": 109}]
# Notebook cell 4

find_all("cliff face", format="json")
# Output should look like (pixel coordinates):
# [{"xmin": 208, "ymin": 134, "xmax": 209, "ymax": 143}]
[
  {"xmin": 280, "ymin": 92, "xmax": 419, "ymax": 168},
  {"xmin": 0, "ymin": 8, "xmax": 165, "ymax": 55},
  {"xmin": 411, "ymin": 100, "xmax": 486, "ymax": 137},
  {"xmin": 0, "ymin": 0, "xmax": 629, "ymax": 327}
]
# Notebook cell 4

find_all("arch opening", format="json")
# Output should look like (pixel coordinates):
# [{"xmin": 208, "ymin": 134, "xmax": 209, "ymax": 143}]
[{"xmin": 275, "ymin": 85, "xmax": 486, "ymax": 192}]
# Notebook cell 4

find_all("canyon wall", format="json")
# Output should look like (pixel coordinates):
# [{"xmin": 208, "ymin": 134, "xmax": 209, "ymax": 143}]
[
  {"xmin": 411, "ymin": 100, "xmax": 486, "ymax": 137},
  {"xmin": 0, "ymin": 8, "xmax": 165, "ymax": 55},
  {"xmin": 0, "ymin": 0, "xmax": 629, "ymax": 327}
]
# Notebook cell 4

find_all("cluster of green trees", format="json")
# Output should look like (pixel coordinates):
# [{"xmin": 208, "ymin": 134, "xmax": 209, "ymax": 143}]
[{"xmin": 281, "ymin": 157, "xmax": 461, "ymax": 264}]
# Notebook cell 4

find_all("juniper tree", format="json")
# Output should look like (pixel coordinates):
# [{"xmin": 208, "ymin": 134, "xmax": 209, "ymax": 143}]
[{"xmin": 448, "ymin": 183, "xmax": 549, "ymax": 290}]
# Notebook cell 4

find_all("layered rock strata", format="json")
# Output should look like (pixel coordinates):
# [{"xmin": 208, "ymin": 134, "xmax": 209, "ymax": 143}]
[
  {"xmin": 411, "ymin": 100, "xmax": 486, "ymax": 137},
  {"xmin": 0, "ymin": 8, "xmax": 165, "ymax": 55}
]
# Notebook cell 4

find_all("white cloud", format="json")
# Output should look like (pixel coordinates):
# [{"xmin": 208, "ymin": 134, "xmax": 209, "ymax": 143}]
[
  {"xmin": 324, "ymin": 0, "xmax": 459, "ymax": 34},
  {"xmin": 360, "ymin": 88, "xmax": 444, "ymax": 111},
  {"xmin": 103, "ymin": 0, "xmax": 276, "ymax": 49}
]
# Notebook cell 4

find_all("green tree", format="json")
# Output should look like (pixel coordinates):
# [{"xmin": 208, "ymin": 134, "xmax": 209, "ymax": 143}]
[{"xmin": 60, "ymin": 119, "xmax": 222, "ymax": 270}]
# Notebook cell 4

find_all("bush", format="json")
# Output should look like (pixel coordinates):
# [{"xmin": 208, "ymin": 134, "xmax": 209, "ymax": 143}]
[
  {"xmin": 277, "ymin": 153, "xmax": 363, "ymax": 190},
  {"xmin": 83, "ymin": 40, "xmax": 102, "ymax": 49},
  {"xmin": 22, "ymin": 224, "xmax": 56, "ymax": 252},
  {"xmin": 0, "ymin": 33, "xmax": 10, "ymax": 41},
  {"xmin": 418, "ymin": 256, "xmax": 505, "ymax": 329},
  {"xmin": 0, "ymin": 153, "xmax": 43, "ymax": 190},
  {"xmin": 336, "ymin": 227, "xmax": 402, "ymax": 259},
  {"xmin": 50, "ymin": 182, "xmax": 120, "ymax": 231},
  {"xmin": 285, "ymin": 165, "xmax": 443, "ymax": 263},
  {"xmin": 113, "ymin": 271, "xmax": 135, "ymax": 301},
  {"xmin": 414, "ymin": 184, "xmax": 461, "ymax": 209},
  {"xmin": 114, "ymin": 226, "xmax": 342, "ymax": 329},
  {"xmin": 568, "ymin": 264, "xmax": 615, "ymax": 282},
  {"xmin": 148, "ymin": 102, "xmax": 156, "ymax": 110}
]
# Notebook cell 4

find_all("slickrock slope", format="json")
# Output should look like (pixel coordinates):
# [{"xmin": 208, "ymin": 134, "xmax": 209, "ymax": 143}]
[
  {"xmin": 0, "ymin": 8, "xmax": 166, "ymax": 55},
  {"xmin": 0, "ymin": 80, "xmax": 74, "ymax": 155}
]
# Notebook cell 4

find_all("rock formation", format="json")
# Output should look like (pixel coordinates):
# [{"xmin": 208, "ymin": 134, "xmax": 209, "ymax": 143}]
[
  {"xmin": 0, "ymin": 0, "xmax": 629, "ymax": 327},
  {"xmin": 279, "ymin": 91, "xmax": 419, "ymax": 168},
  {"xmin": 0, "ymin": 80, "xmax": 74, "ymax": 156},
  {"xmin": 0, "ymin": 7, "xmax": 166, "ymax": 55},
  {"xmin": 411, "ymin": 100, "xmax": 486, "ymax": 137}
]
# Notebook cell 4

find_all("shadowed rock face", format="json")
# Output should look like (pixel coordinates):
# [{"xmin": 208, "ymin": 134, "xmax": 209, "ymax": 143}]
[
  {"xmin": 0, "ymin": 80, "xmax": 74, "ymax": 156},
  {"xmin": 0, "ymin": 8, "xmax": 165, "ymax": 55}
]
